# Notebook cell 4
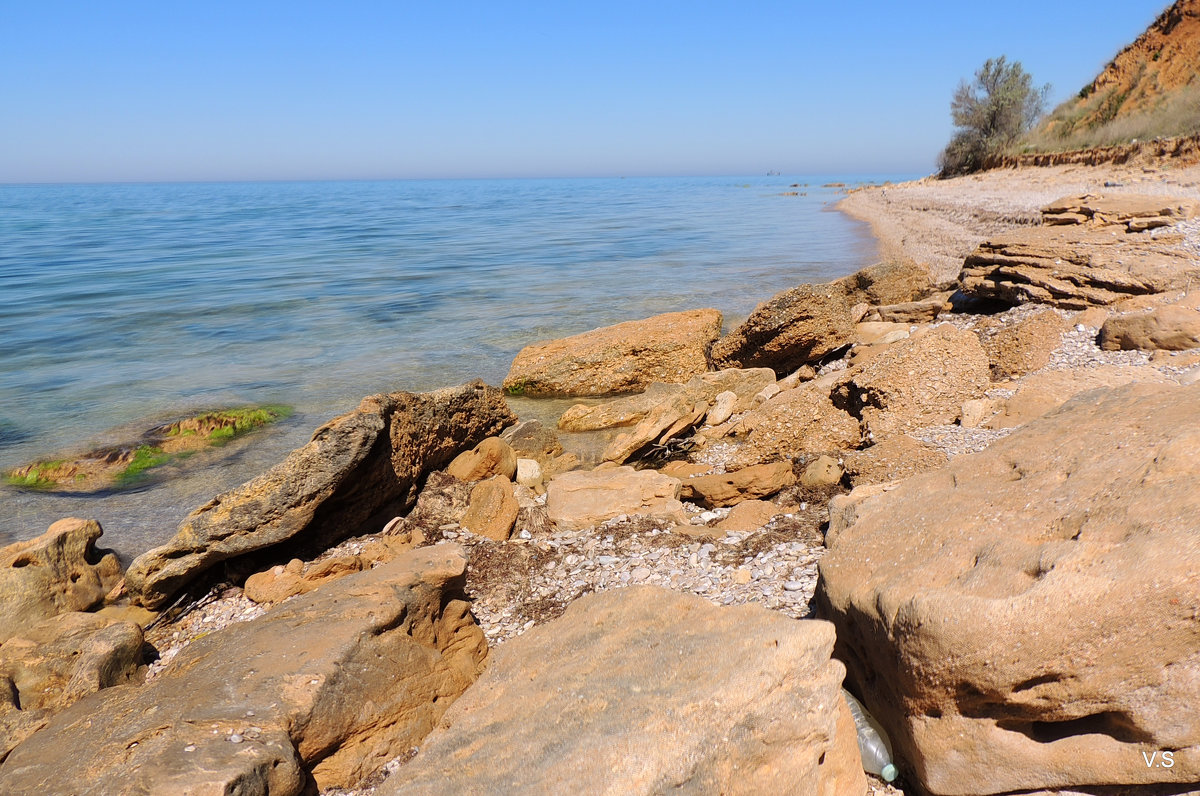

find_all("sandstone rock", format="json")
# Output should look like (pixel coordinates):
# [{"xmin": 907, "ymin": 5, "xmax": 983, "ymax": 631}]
[
  {"xmin": 711, "ymin": 282, "xmax": 855, "ymax": 372},
  {"xmin": 833, "ymin": 325, "xmax": 990, "ymax": 439},
  {"xmin": 461, "ymin": 476, "xmax": 519, "ymax": 541},
  {"xmin": 0, "ymin": 545, "xmax": 487, "ymax": 794},
  {"xmin": 869, "ymin": 294, "xmax": 950, "ymax": 324},
  {"xmin": 959, "ymin": 397, "xmax": 1001, "ymax": 428},
  {"xmin": 499, "ymin": 419, "xmax": 563, "ymax": 465},
  {"xmin": 854, "ymin": 321, "xmax": 911, "ymax": 346},
  {"xmin": 816, "ymin": 383, "xmax": 1200, "ymax": 794},
  {"xmin": 514, "ymin": 458, "xmax": 543, "ymax": 490},
  {"xmin": 714, "ymin": 499, "xmax": 780, "ymax": 532},
  {"xmin": 959, "ymin": 225, "xmax": 1199, "ymax": 308},
  {"xmin": 545, "ymin": 467, "xmax": 686, "ymax": 531},
  {"xmin": 241, "ymin": 534, "xmax": 420, "ymax": 605},
  {"xmin": 1098, "ymin": 305, "xmax": 1200, "ymax": 351},
  {"xmin": 126, "ymin": 381, "xmax": 514, "ymax": 609},
  {"xmin": 382, "ymin": 587, "xmax": 864, "ymax": 796},
  {"xmin": 1071, "ymin": 306, "xmax": 1110, "ymax": 328},
  {"xmin": 503, "ymin": 309, "xmax": 723, "ymax": 397},
  {"xmin": 659, "ymin": 460, "xmax": 710, "ymax": 479},
  {"xmin": 778, "ymin": 363, "xmax": 818, "ymax": 389},
  {"xmin": 559, "ymin": 369, "xmax": 774, "ymax": 433},
  {"xmin": 800, "ymin": 455, "xmax": 844, "ymax": 488},
  {"xmin": 983, "ymin": 309, "xmax": 1069, "ymax": 379},
  {"xmin": 0, "ymin": 519, "xmax": 122, "ymax": 644},
  {"xmin": 841, "ymin": 435, "xmax": 947, "ymax": 487},
  {"xmin": 1041, "ymin": 193, "xmax": 1200, "ymax": 228},
  {"xmin": 601, "ymin": 392, "xmax": 707, "ymax": 464},
  {"xmin": 836, "ymin": 259, "xmax": 933, "ymax": 306},
  {"xmin": 704, "ymin": 390, "xmax": 738, "ymax": 426},
  {"xmin": 752, "ymin": 382, "xmax": 782, "ymax": 406},
  {"xmin": 681, "ymin": 461, "xmax": 795, "ymax": 507},
  {"xmin": 446, "ymin": 436, "xmax": 517, "ymax": 481},
  {"xmin": 0, "ymin": 612, "xmax": 144, "ymax": 762},
  {"xmin": 730, "ymin": 384, "xmax": 861, "ymax": 468},
  {"xmin": 985, "ymin": 365, "xmax": 1171, "ymax": 429}
]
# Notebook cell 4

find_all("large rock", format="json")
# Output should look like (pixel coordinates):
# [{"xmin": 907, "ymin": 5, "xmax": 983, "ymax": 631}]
[
  {"xmin": 601, "ymin": 392, "xmax": 708, "ymax": 464},
  {"xmin": 711, "ymin": 282, "xmax": 855, "ymax": 372},
  {"xmin": 680, "ymin": 461, "xmax": 796, "ymax": 507},
  {"xmin": 0, "ymin": 519, "xmax": 122, "ymax": 644},
  {"xmin": 832, "ymin": 325, "xmax": 990, "ymax": 439},
  {"xmin": 1098, "ymin": 305, "xmax": 1200, "ymax": 351},
  {"xmin": 841, "ymin": 434, "xmax": 947, "ymax": 487},
  {"xmin": 382, "ymin": 587, "xmax": 865, "ymax": 796},
  {"xmin": 959, "ymin": 224, "xmax": 1200, "ymax": 308},
  {"xmin": 1041, "ymin": 193, "xmax": 1200, "ymax": 229},
  {"xmin": 445, "ymin": 436, "xmax": 517, "ymax": 481},
  {"xmin": 126, "ymin": 381, "xmax": 515, "ymax": 609},
  {"xmin": 729, "ymin": 382, "xmax": 861, "ymax": 468},
  {"xmin": 0, "ymin": 544, "xmax": 487, "ymax": 795},
  {"xmin": 837, "ymin": 259, "xmax": 933, "ymax": 305},
  {"xmin": 816, "ymin": 383, "xmax": 1200, "ymax": 795},
  {"xmin": 985, "ymin": 365, "xmax": 1171, "ymax": 429},
  {"xmin": 545, "ymin": 467, "xmax": 686, "ymax": 531},
  {"xmin": 0, "ymin": 612, "xmax": 144, "ymax": 762},
  {"xmin": 982, "ymin": 308, "xmax": 1069, "ymax": 379},
  {"xmin": 498, "ymin": 419, "xmax": 563, "ymax": 465},
  {"xmin": 503, "ymin": 309, "xmax": 723, "ymax": 397},
  {"xmin": 461, "ymin": 475, "xmax": 519, "ymax": 541}
]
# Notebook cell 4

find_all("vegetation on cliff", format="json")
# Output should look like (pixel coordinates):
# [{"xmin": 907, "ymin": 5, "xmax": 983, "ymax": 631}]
[{"xmin": 938, "ymin": 56, "xmax": 1048, "ymax": 176}]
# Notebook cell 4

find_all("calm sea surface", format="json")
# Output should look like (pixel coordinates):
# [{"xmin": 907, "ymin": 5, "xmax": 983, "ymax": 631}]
[{"xmin": 0, "ymin": 176, "xmax": 895, "ymax": 557}]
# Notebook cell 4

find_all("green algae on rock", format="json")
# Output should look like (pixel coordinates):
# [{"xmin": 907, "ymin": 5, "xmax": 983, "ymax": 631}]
[{"xmin": 4, "ymin": 405, "xmax": 293, "ymax": 494}]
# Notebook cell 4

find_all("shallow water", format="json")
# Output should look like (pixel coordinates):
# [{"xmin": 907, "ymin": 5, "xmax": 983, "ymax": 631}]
[{"xmin": 0, "ymin": 175, "xmax": 893, "ymax": 557}]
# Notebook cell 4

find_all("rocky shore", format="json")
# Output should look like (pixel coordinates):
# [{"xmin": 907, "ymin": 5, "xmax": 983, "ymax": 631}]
[{"xmin": 3, "ymin": 161, "xmax": 1200, "ymax": 795}]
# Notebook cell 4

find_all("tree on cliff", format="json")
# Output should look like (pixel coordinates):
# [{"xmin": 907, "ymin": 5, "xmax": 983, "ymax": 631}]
[{"xmin": 938, "ymin": 56, "xmax": 1049, "ymax": 176}]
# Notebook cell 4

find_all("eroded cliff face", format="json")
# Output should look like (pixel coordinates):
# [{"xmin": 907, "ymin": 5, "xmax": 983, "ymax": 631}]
[{"xmin": 1033, "ymin": 0, "xmax": 1200, "ymax": 148}]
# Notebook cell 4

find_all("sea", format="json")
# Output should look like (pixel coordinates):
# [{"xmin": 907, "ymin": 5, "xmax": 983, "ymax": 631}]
[{"xmin": 0, "ymin": 175, "xmax": 903, "ymax": 558}]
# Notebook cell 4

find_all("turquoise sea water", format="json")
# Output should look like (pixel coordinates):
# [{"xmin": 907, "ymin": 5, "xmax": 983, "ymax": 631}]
[{"xmin": 0, "ymin": 176, "xmax": 895, "ymax": 556}]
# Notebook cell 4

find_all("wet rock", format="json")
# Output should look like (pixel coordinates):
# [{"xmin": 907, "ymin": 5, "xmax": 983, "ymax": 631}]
[
  {"xmin": 545, "ymin": 467, "xmax": 686, "ymax": 531},
  {"xmin": 503, "ymin": 309, "xmax": 723, "ymax": 397},
  {"xmin": 382, "ymin": 587, "xmax": 864, "ymax": 796},
  {"xmin": 817, "ymin": 383, "xmax": 1200, "ymax": 794},
  {"xmin": 0, "ymin": 545, "xmax": 487, "ymax": 794},
  {"xmin": 126, "ymin": 381, "xmax": 514, "ymax": 609},
  {"xmin": 0, "ymin": 519, "xmax": 122, "ymax": 644}
]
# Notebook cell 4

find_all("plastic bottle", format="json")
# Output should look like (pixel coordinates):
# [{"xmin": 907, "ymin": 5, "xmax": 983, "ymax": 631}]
[{"xmin": 842, "ymin": 688, "xmax": 898, "ymax": 783}]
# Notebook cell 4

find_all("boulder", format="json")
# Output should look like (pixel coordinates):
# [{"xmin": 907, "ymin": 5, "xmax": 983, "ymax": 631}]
[
  {"xmin": 381, "ymin": 587, "xmax": 864, "ymax": 796},
  {"xmin": 729, "ymin": 383, "xmax": 861, "ymax": 468},
  {"xmin": 446, "ymin": 436, "xmax": 517, "ymax": 481},
  {"xmin": 840, "ymin": 435, "xmax": 948, "ymax": 487},
  {"xmin": 704, "ymin": 390, "xmax": 738, "ymax": 426},
  {"xmin": 816, "ymin": 383, "xmax": 1200, "ymax": 795},
  {"xmin": 601, "ymin": 392, "xmax": 708, "ymax": 464},
  {"xmin": 710, "ymin": 283, "xmax": 855, "ymax": 372},
  {"xmin": 0, "ymin": 545, "xmax": 487, "ymax": 795},
  {"xmin": 0, "ymin": 519, "xmax": 122, "ymax": 644},
  {"xmin": 800, "ymin": 455, "xmax": 844, "ymax": 488},
  {"xmin": 959, "ymin": 225, "xmax": 1199, "ymax": 308},
  {"xmin": 836, "ymin": 259, "xmax": 933, "ymax": 306},
  {"xmin": 545, "ymin": 467, "xmax": 686, "ymax": 531},
  {"xmin": 126, "ymin": 381, "xmax": 515, "ymax": 609},
  {"xmin": 461, "ymin": 475, "xmax": 519, "ymax": 541},
  {"xmin": 681, "ymin": 461, "xmax": 795, "ymax": 507},
  {"xmin": 832, "ymin": 325, "xmax": 990, "ymax": 439},
  {"xmin": 0, "ymin": 612, "xmax": 144, "ymax": 762},
  {"xmin": 1098, "ymin": 305, "xmax": 1200, "ymax": 351},
  {"xmin": 985, "ymin": 365, "xmax": 1171, "ymax": 429},
  {"xmin": 983, "ymin": 309, "xmax": 1069, "ymax": 379},
  {"xmin": 503, "ymin": 309, "xmax": 723, "ymax": 397}
]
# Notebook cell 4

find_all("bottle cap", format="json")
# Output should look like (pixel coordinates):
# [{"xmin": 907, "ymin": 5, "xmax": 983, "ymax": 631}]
[{"xmin": 881, "ymin": 763, "xmax": 898, "ymax": 782}]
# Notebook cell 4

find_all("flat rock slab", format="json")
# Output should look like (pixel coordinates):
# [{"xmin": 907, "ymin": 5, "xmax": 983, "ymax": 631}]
[
  {"xmin": 0, "ymin": 544, "xmax": 487, "ymax": 795},
  {"xmin": 817, "ymin": 382, "xmax": 1200, "ymax": 795},
  {"xmin": 383, "ymin": 586, "xmax": 864, "ymax": 796},
  {"xmin": 545, "ymin": 466, "xmax": 686, "ymax": 531},
  {"xmin": 503, "ymin": 309, "xmax": 723, "ymax": 397},
  {"xmin": 959, "ymin": 224, "xmax": 1199, "ymax": 308},
  {"xmin": 126, "ymin": 380, "xmax": 514, "ymax": 609}
]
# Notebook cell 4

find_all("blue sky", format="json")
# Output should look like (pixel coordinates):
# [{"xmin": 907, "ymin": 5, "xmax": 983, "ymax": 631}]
[{"xmin": 0, "ymin": 1, "xmax": 1171, "ymax": 182}]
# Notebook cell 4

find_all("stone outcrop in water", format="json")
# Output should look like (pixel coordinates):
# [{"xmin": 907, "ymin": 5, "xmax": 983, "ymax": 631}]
[
  {"xmin": 502, "ymin": 309, "xmax": 723, "ymax": 397},
  {"xmin": 125, "ymin": 380, "xmax": 515, "ymax": 609}
]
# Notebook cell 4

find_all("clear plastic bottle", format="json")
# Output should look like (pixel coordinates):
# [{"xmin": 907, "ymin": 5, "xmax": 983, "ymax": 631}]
[{"xmin": 842, "ymin": 688, "xmax": 898, "ymax": 783}]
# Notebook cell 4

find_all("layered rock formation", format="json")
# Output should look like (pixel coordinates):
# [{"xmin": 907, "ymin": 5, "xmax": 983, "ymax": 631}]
[{"xmin": 817, "ymin": 382, "xmax": 1200, "ymax": 794}]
